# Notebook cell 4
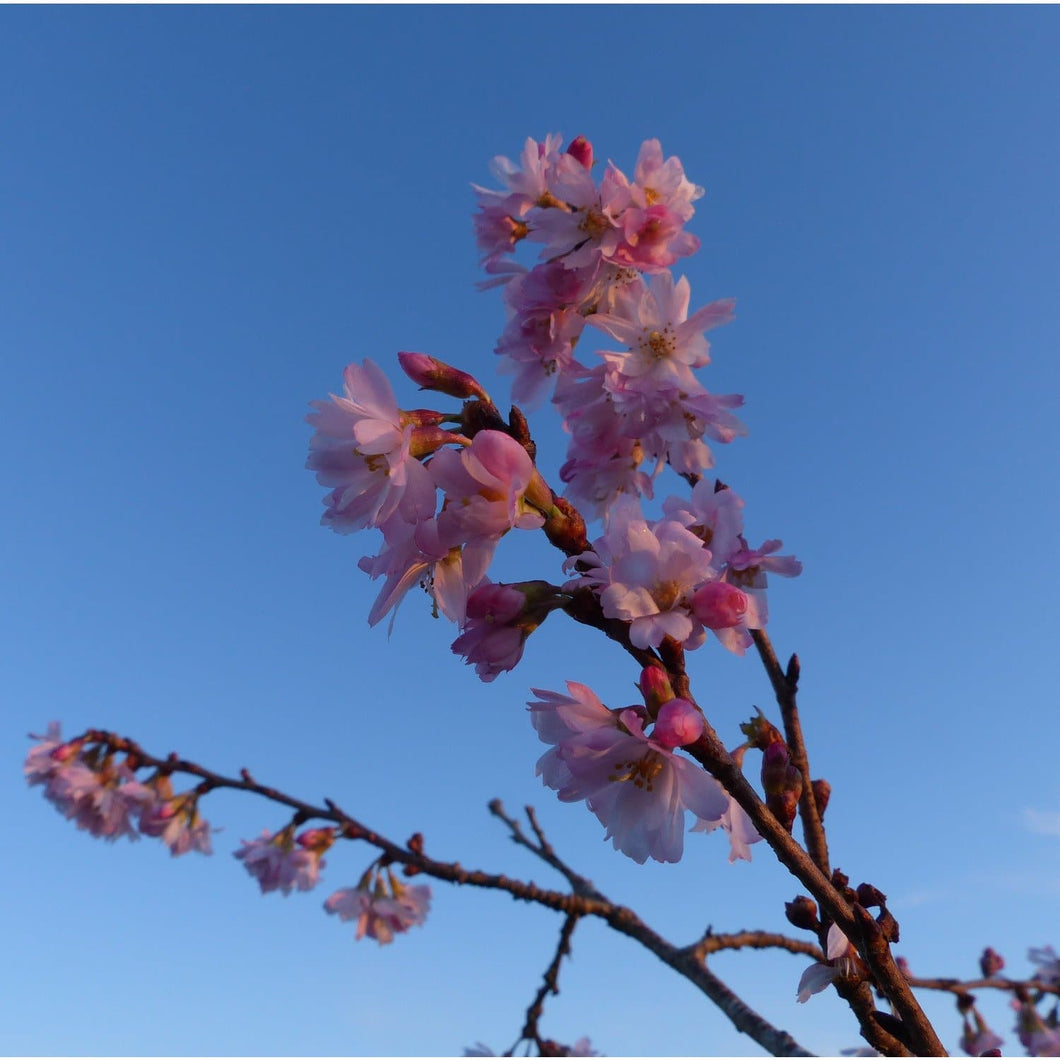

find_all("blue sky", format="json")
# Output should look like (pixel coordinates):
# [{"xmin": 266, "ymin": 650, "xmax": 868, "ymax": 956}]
[{"xmin": 4, "ymin": 6, "xmax": 1060, "ymax": 1056}]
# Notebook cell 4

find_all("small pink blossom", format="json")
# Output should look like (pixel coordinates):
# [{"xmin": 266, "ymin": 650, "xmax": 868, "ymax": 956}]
[
  {"xmin": 324, "ymin": 882, "xmax": 431, "ymax": 945},
  {"xmin": 451, "ymin": 582, "xmax": 529, "ymax": 682},
  {"xmin": 359, "ymin": 514, "xmax": 492, "ymax": 628},
  {"xmin": 306, "ymin": 359, "xmax": 437, "ymax": 534},
  {"xmin": 431, "ymin": 429, "xmax": 545, "ymax": 545},
  {"xmin": 139, "ymin": 793, "xmax": 213, "ymax": 857},
  {"xmin": 1030, "ymin": 945, "xmax": 1060, "ymax": 986},
  {"xmin": 587, "ymin": 272, "xmax": 735, "ymax": 388},
  {"xmin": 529, "ymin": 682, "xmax": 726, "ymax": 864},
  {"xmin": 566, "ymin": 500, "xmax": 715, "ymax": 650},
  {"xmin": 234, "ymin": 828, "xmax": 325, "ymax": 895},
  {"xmin": 959, "ymin": 1013, "xmax": 1003, "ymax": 1057}
]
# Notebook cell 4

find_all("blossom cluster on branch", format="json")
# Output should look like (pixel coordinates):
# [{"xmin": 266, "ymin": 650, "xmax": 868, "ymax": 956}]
[{"xmin": 24, "ymin": 132, "xmax": 1060, "ymax": 1058}]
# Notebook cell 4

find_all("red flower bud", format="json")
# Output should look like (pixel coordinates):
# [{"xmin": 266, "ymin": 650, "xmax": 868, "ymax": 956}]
[
  {"xmin": 565, "ymin": 135, "xmax": 593, "ymax": 169},
  {"xmin": 397, "ymin": 351, "xmax": 490, "ymax": 401}
]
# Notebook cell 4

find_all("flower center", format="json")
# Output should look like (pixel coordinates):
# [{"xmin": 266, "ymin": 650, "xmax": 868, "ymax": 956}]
[
  {"xmin": 609, "ymin": 752, "xmax": 665, "ymax": 791},
  {"xmin": 639, "ymin": 325, "xmax": 676, "ymax": 360},
  {"xmin": 580, "ymin": 206, "xmax": 611, "ymax": 239},
  {"xmin": 652, "ymin": 579, "xmax": 681, "ymax": 611}
]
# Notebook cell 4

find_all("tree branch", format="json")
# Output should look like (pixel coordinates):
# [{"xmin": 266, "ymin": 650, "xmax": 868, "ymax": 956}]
[
  {"xmin": 751, "ymin": 629, "xmax": 830, "ymax": 873},
  {"xmin": 74, "ymin": 733, "xmax": 814, "ymax": 1058}
]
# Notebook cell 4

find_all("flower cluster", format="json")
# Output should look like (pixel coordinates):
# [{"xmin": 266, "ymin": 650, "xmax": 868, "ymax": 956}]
[
  {"xmin": 565, "ymin": 484, "xmax": 799, "ymax": 655},
  {"xmin": 308, "ymin": 357, "xmax": 555, "ymax": 628},
  {"xmin": 474, "ymin": 135, "xmax": 745, "ymax": 518},
  {"xmin": 25, "ymin": 723, "xmax": 212, "ymax": 855}
]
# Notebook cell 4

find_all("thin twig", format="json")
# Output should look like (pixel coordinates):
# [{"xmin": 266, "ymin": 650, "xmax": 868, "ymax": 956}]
[
  {"xmin": 907, "ymin": 975, "xmax": 1060, "ymax": 998},
  {"xmin": 751, "ymin": 629, "xmax": 830, "ymax": 873},
  {"xmin": 516, "ymin": 913, "xmax": 581, "ymax": 1052}
]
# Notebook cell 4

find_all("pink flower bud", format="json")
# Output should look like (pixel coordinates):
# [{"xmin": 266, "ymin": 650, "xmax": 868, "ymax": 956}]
[
  {"xmin": 565, "ymin": 135, "xmax": 593, "ymax": 169},
  {"xmin": 652, "ymin": 698, "xmax": 704, "ymax": 749},
  {"xmin": 638, "ymin": 665, "xmax": 675, "ymax": 714},
  {"xmin": 690, "ymin": 581, "xmax": 748, "ymax": 629},
  {"xmin": 465, "ymin": 582, "xmax": 525, "ymax": 625},
  {"xmin": 398, "ymin": 351, "xmax": 489, "ymax": 401}
]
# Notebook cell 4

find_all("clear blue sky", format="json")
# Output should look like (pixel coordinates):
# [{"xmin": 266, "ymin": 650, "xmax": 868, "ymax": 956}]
[{"xmin": 4, "ymin": 6, "xmax": 1060, "ymax": 1056}]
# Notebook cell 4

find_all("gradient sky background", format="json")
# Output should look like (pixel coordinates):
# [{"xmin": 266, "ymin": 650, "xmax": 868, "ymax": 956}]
[{"xmin": 4, "ymin": 6, "xmax": 1060, "ymax": 1057}]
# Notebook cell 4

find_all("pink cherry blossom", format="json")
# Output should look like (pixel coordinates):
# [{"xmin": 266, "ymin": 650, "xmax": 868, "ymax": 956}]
[
  {"xmin": 26, "ymin": 729, "xmax": 155, "ymax": 842},
  {"xmin": 234, "ymin": 829, "xmax": 325, "ymax": 895},
  {"xmin": 359, "ymin": 514, "xmax": 491, "ymax": 628},
  {"xmin": 529, "ymin": 682, "xmax": 726, "ymax": 864},
  {"xmin": 527, "ymin": 153, "xmax": 626, "ymax": 269},
  {"xmin": 139, "ymin": 794, "xmax": 213, "ymax": 857},
  {"xmin": 566, "ymin": 500, "xmax": 715, "ymax": 650},
  {"xmin": 663, "ymin": 480, "xmax": 746, "ymax": 566},
  {"xmin": 1030, "ymin": 945, "xmax": 1060, "ymax": 986},
  {"xmin": 610, "ymin": 203, "xmax": 700, "ymax": 272},
  {"xmin": 627, "ymin": 138, "xmax": 703, "ymax": 221},
  {"xmin": 430, "ymin": 429, "xmax": 545, "ymax": 545},
  {"xmin": 450, "ymin": 582, "xmax": 529, "ymax": 682},
  {"xmin": 306, "ymin": 359, "xmax": 436, "ymax": 534},
  {"xmin": 587, "ymin": 271, "xmax": 735, "ymax": 388},
  {"xmin": 324, "ymin": 883, "xmax": 431, "ymax": 945},
  {"xmin": 959, "ymin": 1015, "xmax": 1003, "ymax": 1057},
  {"xmin": 1014, "ymin": 998, "xmax": 1060, "ymax": 1056}
]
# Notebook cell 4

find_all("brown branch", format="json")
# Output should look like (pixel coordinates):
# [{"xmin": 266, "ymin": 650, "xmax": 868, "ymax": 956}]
[
  {"xmin": 751, "ymin": 629, "xmax": 830, "ymax": 873},
  {"xmin": 683, "ymin": 722, "xmax": 946, "ymax": 1056},
  {"xmin": 75, "ymin": 733, "xmax": 814, "ymax": 1058},
  {"xmin": 517, "ymin": 912, "xmax": 581, "ymax": 1052},
  {"xmin": 907, "ymin": 974, "xmax": 1060, "ymax": 998},
  {"xmin": 694, "ymin": 929, "xmax": 823, "ymax": 962}
]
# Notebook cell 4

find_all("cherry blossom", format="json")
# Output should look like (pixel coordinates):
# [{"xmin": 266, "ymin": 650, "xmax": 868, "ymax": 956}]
[
  {"xmin": 587, "ymin": 272, "xmax": 735, "ymax": 390},
  {"xmin": 306, "ymin": 359, "xmax": 437, "ymax": 534},
  {"xmin": 139, "ymin": 792, "xmax": 213, "ymax": 857},
  {"xmin": 1030, "ymin": 945, "xmax": 1060, "ymax": 986},
  {"xmin": 529, "ymin": 682, "xmax": 726, "ymax": 864},
  {"xmin": 234, "ymin": 828, "xmax": 326, "ymax": 895},
  {"xmin": 430, "ymin": 429, "xmax": 547, "ymax": 545},
  {"xmin": 565, "ymin": 500, "xmax": 715, "ymax": 650},
  {"xmin": 324, "ymin": 881, "xmax": 431, "ymax": 945}
]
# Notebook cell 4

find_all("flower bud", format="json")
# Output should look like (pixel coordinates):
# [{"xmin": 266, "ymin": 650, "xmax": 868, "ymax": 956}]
[
  {"xmin": 855, "ymin": 882, "xmax": 887, "ymax": 909},
  {"xmin": 408, "ymin": 424, "xmax": 469, "ymax": 458},
  {"xmin": 739, "ymin": 709, "xmax": 784, "ymax": 751},
  {"xmin": 296, "ymin": 827, "xmax": 336, "ymax": 855},
  {"xmin": 398, "ymin": 351, "xmax": 490, "ymax": 401},
  {"xmin": 876, "ymin": 908, "xmax": 900, "ymax": 943},
  {"xmin": 785, "ymin": 895, "xmax": 819, "ymax": 932},
  {"xmin": 761, "ymin": 741, "xmax": 801, "ymax": 832},
  {"xmin": 565, "ymin": 135, "xmax": 593, "ymax": 169},
  {"xmin": 541, "ymin": 495, "xmax": 590, "ymax": 556},
  {"xmin": 811, "ymin": 778, "xmax": 831, "ymax": 820},
  {"xmin": 638, "ymin": 665, "xmax": 675, "ymax": 715},
  {"xmin": 652, "ymin": 698, "xmax": 705, "ymax": 749},
  {"xmin": 979, "ymin": 946, "xmax": 1005, "ymax": 978},
  {"xmin": 690, "ymin": 581, "xmax": 748, "ymax": 629}
]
